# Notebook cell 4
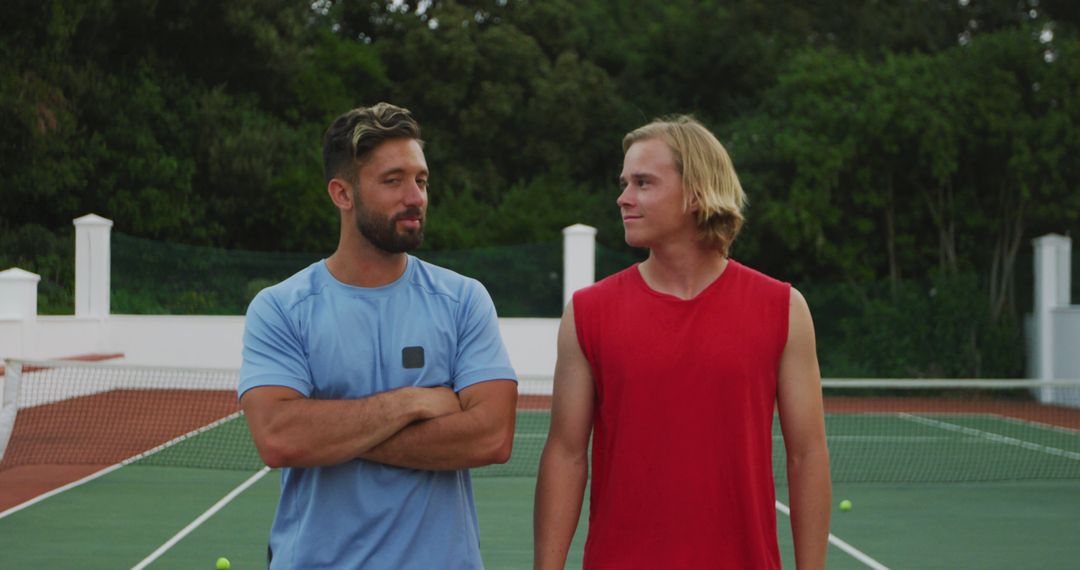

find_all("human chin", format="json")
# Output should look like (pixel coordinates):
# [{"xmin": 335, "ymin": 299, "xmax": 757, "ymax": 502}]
[
  {"xmin": 622, "ymin": 226, "xmax": 648, "ymax": 248},
  {"xmin": 357, "ymin": 210, "xmax": 422, "ymax": 253}
]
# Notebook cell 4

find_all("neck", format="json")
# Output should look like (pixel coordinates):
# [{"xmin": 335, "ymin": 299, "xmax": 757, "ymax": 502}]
[
  {"xmin": 638, "ymin": 241, "xmax": 728, "ymax": 300},
  {"xmin": 325, "ymin": 231, "xmax": 408, "ymax": 287}
]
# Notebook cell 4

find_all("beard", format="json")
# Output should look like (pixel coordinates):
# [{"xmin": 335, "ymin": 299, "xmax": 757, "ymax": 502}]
[{"xmin": 353, "ymin": 189, "xmax": 424, "ymax": 253}]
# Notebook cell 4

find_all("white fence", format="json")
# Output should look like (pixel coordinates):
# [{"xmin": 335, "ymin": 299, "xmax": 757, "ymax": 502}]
[
  {"xmin": 2, "ymin": 216, "xmax": 1077, "ymax": 404},
  {"xmin": 0, "ymin": 214, "xmax": 575, "ymax": 381}
]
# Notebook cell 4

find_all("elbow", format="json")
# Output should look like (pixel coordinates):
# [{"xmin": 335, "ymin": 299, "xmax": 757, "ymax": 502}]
[
  {"xmin": 478, "ymin": 424, "xmax": 515, "ymax": 465},
  {"xmin": 490, "ymin": 435, "xmax": 513, "ymax": 465},
  {"xmin": 253, "ymin": 433, "xmax": 305, "ymax": 469},
  {"xmin": 260, "ymin": 453, "xmax": 288, "ymax": 470},
  {"xmin": 785, "ymin": 442, "xmax": 831, "ymax": 474}
]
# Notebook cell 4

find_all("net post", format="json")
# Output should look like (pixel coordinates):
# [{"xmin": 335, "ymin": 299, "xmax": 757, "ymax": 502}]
[{"xmin": 0, "ymin": 359, "xmax": 23, "ymax": 461}]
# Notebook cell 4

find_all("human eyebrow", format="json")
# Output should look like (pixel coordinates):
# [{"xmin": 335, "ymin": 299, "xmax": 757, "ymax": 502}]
[{"xmin": 378, "ymin": 168, "xmax": 406, "ymax": 179}]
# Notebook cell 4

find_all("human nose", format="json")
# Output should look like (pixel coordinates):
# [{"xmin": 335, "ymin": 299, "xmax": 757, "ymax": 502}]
[
  {"xmin": 403, "ymin": 180, "xmax": 426, "ymax": 207},
  {"xmin": 617, "ymin": 184, "xmax": 634, "ymax": 209}
]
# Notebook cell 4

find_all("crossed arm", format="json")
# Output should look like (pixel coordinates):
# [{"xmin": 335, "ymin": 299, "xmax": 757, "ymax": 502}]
[{"xmin": 241, "ymin": 379, "xmax": 517, "ymax": 470}]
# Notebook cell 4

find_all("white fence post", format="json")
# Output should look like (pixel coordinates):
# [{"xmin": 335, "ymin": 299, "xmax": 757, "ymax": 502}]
[
  {"xmin": 74, "ymin": 214, "xmax": 113, "ymax": 319},
  {"xmin": 562, "ymin": 224, "xmax": 597, "ymax": 308},
  {"xmin": 1032, "ymin": 233, "xmax": 1072, "ymax": 402},
  {"xmin": 0, "ymin": 268, "xmax": 40, "ymax": 320}
]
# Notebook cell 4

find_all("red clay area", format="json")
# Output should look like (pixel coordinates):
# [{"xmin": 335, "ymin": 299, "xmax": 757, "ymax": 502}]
[
  {"xmin": 518, "ymin": 394, "xmax": 553, "ymax": 410},
  {"xmin": 0, "ymin": 464, "xmax": 110, "ymax": 512},
  {"xmin": 0, "ymin": 388, "xmax": 238, "ymax": 512}
]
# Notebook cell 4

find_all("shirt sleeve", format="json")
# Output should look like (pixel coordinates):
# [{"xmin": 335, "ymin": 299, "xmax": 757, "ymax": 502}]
[
  {"xmin": 450, "ymin": 279, "xmax": 518, "ymax": 392},
  {"xmin": 238, "ymin": 289, "xmax": 314, "ymax": 399}
]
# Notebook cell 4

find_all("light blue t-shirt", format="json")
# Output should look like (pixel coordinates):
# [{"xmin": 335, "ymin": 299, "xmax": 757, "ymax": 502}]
[{"xmin": 239, "ymin": 256, "xmax": 517, "ymax": 569}]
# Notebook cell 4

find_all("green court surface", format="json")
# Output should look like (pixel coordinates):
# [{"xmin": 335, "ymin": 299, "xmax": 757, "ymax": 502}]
[
  {"xmin": 2, "ymin": 407, "xmax": 1079, "ymax": 568},
  {"xmin": 2, "ymin": 469, "xmax": 1079, "ymax": 569}
]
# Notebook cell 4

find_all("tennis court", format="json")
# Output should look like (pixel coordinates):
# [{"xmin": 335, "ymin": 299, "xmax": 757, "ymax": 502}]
[{"xmin": 2, "ymin": 361, "xmax": 1079, "ymax": 568}]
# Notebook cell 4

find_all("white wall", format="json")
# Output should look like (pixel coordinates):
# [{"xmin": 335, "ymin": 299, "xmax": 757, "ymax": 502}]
[
  {"xmin": 0, "ymin": 318, "xmax": 106, "ymax": 361},
  {"xmin": 497, "ymin": 318, "xmax": 560, "ymax": 381},
  {"xmin": 1053, "ymin": 308, "xmax": 1080, "ymax": 378},
  {"xmin": 107, "ymin": 315, "xmax": 246, "ymax": 368},
  {"xmin": 0, "ymin": 321, "xmax": 25, "ymax": 359},
  {"xmin": 1, "ymin": 314, "xmax": 560, "ymax": 381},
  {"xmin": 36, "ymin": 317, "xmax": 109, "ymax": 357},
  {"xmin": 1049, "ymin": 307, "xmax": 1080, "ymax": 407}
]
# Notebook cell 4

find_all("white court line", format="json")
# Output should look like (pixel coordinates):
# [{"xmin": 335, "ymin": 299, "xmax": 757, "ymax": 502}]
[
  {"xmin": 775, "ymin": 500, "xmax": 890, "ymax": 570},
  {"xmin": 774, "ymin": 435, "xmax": 952, "ymax": 442},
  {"xmin": 992, "ymin": 414, "xmax": 1080, "ymax": 436},
  {"xmin": 131, "ymin": 467, "xmax": 270, "ymax": 570},
  {"xmin": 899, "ymin": 413, "xmax": 1080, "ymax": 462},
  {"xmin": 0, "ymin": 412, "xmax": 245, "ymax": 520}
]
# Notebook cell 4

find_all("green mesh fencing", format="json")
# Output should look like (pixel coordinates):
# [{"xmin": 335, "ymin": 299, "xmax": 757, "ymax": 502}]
[{"xmin": 111, "ymin": 233, "xmax": 644, "ymax": 317}]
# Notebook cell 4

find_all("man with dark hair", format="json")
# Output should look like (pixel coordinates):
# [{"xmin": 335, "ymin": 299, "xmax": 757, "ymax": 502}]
[
  {"xmin": 535, "ymin": 115, "xmax": 831, "ymax": 569},
  {"xmin": 240, "ymin": 102, "xmax": 518, "ymax": 568}
]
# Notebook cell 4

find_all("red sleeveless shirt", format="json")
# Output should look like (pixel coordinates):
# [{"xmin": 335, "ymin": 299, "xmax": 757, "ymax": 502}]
[{"xmin": 573, "ymin": 260, "xmax": 790, "ymax": 569}]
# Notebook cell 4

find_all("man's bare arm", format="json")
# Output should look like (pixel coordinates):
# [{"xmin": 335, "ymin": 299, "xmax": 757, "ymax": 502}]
[
  {"xmin": 777, "ymin": 288, "xmax": 832, "ymax": 570},
  {"xmin": 359, "ymin": 379, "xmax": 518, "ymax": 470},
  {"xmin": 241, "ymin": 385, "xmax": 460, "ymax": 468},
  {"xmin": 534, "ymin": 301, "xmax": 594, "ymax": 570}
]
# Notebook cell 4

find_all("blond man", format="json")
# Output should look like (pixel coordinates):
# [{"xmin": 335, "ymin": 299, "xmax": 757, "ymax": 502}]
[{"xmin": 534, "ymin": 116, "xmax": 831, "ymax": 569}]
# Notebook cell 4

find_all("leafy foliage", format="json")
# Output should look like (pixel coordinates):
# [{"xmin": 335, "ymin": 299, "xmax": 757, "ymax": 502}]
[{"xmin": 3, "ymin": 0, "xmax": 1079, "ymax": 377}]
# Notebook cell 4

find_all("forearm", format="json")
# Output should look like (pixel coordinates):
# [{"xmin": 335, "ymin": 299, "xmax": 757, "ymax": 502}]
[
  {"xmin": 360, "ymin": 394, "xmax": 513, "ymax": 470},
  {"xmin": 533, "ymin": 446, "xmax": 589, "ymax": 570},
  {"xmin": 787, "ymin": 445, "xmax": 832, "ymax": 570},
  {"xmin": 245, "ymin": 387, "xmax": 437, "ymax": 468}
]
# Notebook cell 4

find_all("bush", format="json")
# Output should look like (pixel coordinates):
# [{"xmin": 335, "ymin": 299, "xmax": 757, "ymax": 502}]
[{"xmin": 803, "ymin": 271, "xmax": 1025, "ymax": 379}]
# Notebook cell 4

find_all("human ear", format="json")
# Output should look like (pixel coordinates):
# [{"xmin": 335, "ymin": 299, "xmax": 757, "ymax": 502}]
[{"xmin": 327, "ymin": 178, "xmax": 355, "ymax": 210}]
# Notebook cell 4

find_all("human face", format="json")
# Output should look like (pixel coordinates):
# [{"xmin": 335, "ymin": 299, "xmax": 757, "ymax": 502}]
[
  {"xmin": 352, "ymin": 138, "xmax": 429, "ymax": 253},
  {"xmin": 617, "ymin": 138, "xmax": 694, "ymax": 248}
]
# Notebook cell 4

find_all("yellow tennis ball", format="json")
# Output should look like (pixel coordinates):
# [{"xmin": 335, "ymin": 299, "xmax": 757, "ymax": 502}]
[
  {"xmin": 215, "ymin": 557, "xmax": 231, "ymax": 570},
  {"xmin": 839, "ymin": 499, "xmax": 852, "ymax": 512}
]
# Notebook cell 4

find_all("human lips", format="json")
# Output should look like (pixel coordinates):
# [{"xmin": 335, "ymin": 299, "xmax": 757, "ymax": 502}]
[{"xmin": 394, "ymin": 210, "xmax": 423, "ymax": 229}]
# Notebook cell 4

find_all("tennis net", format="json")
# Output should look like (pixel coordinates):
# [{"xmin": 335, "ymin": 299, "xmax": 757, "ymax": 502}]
[{"xmin": 2, "ymin": 359, "xmax": 1079, "ymax": 483}]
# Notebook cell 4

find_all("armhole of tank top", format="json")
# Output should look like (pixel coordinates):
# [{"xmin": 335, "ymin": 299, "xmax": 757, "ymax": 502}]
[
  {"xmin": 571, "ymin": 290, "xmax": 591, "ymax": 364},
  {"xmin": 776, "ymin": 282, "xmax": 793, "ymax": 363}
]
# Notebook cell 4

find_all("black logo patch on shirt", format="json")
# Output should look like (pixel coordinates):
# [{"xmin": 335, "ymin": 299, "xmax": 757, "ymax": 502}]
[{"xmin": 402, "ymin": 346, "xmax": 425, "ymax": 369}]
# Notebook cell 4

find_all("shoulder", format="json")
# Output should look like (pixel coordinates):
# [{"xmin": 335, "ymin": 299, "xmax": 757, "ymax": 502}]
[
  {"xmin": 725, "ymin": 259, "xmax": 791, "ymax": 306},
  {"xmin": 408, "ymin": 256, "xmax": 491, "ymax": 307},
  {"xmin": 247, "ymin": 261, "xmax": 328, "ymax": 318},
  {"xmin": 726, "ymin": 259, "xmax": 789, "ymax": 291}
]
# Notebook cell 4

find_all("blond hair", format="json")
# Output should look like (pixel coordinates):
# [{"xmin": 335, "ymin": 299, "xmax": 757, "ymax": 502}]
[{"xmin": 622, "ymin": 115, "xmax": 746, "ymax": 255}]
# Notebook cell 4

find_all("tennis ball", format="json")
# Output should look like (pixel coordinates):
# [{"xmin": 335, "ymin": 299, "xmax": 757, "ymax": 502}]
[
  {"xmin": 215, "ymin": 557, "xmax": 230, "ymax": 570},
  {"xmin": 839, "ymin": 499, "xmax": 852, "ymax": 512}
]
